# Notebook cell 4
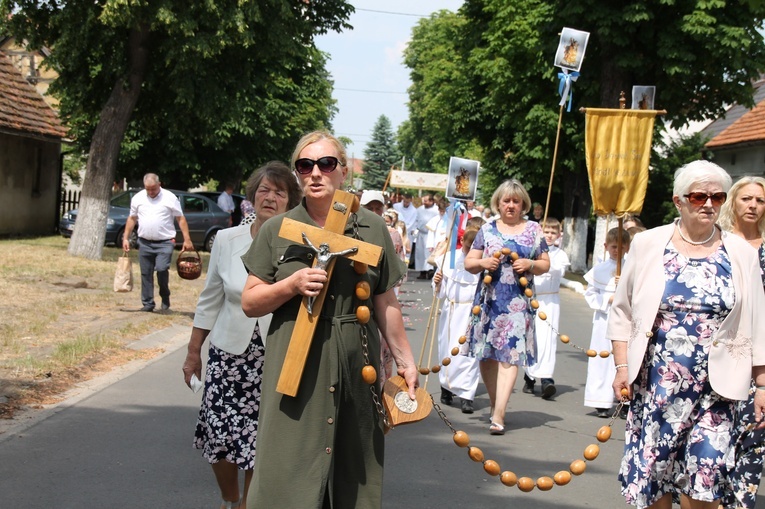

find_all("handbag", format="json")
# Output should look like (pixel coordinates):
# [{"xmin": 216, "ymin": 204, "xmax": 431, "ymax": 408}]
[{"xmin": 113, "ymin": 251, "xmax": 133, "ymax": 292}]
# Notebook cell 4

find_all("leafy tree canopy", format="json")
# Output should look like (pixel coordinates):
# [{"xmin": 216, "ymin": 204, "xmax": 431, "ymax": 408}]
[{"xmin": 402, "ymin": 0, "xmax": 765, "ymax": 216}]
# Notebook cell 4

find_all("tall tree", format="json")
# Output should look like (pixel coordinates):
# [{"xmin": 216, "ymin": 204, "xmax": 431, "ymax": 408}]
[
  {"xmin": 362, "ymin": 115, "xmax": 400, "ymax": 190},
  {"xmin": 1, "ymin": 0, "xmax": 352, "ymax": 259},
  {"xmin": 403, "ymin": 0, "xmax": 765, "ymax": 270}
]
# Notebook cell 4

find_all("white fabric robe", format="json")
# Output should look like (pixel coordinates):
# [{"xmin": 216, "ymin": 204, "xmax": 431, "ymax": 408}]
[
  {"xmin": 526, "ymin": 246, "xmax": 570, "ymax": 380},
  {"xmin": 434, "ymin": 251, "xmax": 481, "ymax": 400},
  {"xmin": 414, "ymin": 204, "xmax": 439, "ymax": 271},
  {"xmin": 583, "ymin": 258, "xmax": 621, "ymax": 408}
]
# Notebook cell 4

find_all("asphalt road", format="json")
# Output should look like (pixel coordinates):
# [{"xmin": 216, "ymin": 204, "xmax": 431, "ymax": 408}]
[{"xmin": 0, "ymin": 274, "xmax": 762, "ymax": 508}]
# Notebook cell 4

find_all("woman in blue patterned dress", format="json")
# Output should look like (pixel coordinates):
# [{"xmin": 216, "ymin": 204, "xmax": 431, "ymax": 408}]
[
  {"xmin": 608, "ymin": 161, "xmax": 765, "ymax": 509},
  {"xmin": 718, "ymin": 176, "xmax": 765, "ymax": 509},
  {"xmin": 465, "ymin": 179, "xmax": 550, "ymax": 435}
]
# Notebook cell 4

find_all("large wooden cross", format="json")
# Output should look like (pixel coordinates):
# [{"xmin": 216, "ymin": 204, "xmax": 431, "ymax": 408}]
[{"xmin": 276, "ymin": 190, "xmax": 382, "ymax": 396}]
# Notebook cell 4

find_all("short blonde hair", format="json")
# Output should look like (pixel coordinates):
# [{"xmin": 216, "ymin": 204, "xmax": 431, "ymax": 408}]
[
  {"xmin": 290, "ymin": 130, "xmax": 347, "ymax": 171},
  {"xmin": 490, "ymin": 179, "xmax": 532, "ymax": 216},
  {"xmin": 718, "ymin": 176, "xmax": 765, "ymax": 238}
]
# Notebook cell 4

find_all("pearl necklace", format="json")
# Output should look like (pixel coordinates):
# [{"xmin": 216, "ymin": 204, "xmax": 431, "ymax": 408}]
[{"xmin": 676, "ymin": 220, "xmax": 717, "ymax": 245}]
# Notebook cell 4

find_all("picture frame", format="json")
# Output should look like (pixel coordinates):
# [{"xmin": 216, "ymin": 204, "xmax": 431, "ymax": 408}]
[
  {"xmin": 554, "ymin": 27, "xmax": 590, "ymax": 73},
  {"xmin": 631, "ymin": 86, "xmax": 656, "ymax": 110},
  {"xmin": 446, "ymin": 156, "xmax": 480, "ymax": 202}
]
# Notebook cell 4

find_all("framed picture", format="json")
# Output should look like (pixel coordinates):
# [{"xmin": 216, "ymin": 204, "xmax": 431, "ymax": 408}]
[
  {"xmin": 631, "ymin": 86, "xmax": 656, "ymax": 110},
  {"xmin": 554, "ymin": 27, "xmax": 590, "ymax": 73},
  {"xmin": 446, "ymin": 157, "xmax": 480, "ymax": 202}
]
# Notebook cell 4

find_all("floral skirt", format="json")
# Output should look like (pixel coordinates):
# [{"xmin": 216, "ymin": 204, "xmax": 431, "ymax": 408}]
[
  {"xmin": 720, "ymin": 382, "xmax": 765, "ymax": 509},
  {"xmin": 618, "ymin": 335, "xmax": 736, "ymax": 508},
  {"xmin": 193, "ymin": 327, "xmax": 264, "ymax": 469}
]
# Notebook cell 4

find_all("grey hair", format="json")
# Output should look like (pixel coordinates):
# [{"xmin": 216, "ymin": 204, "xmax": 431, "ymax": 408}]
[
  {"xmin": 143, "ymin": 173, "xmax": 160, "ymax": 186},
  {"xmin": 673, "ymin": 160, "xmax": 732, "ymax": 200},
  {"xmin": 718, "ymin": 176, "xmax": 765, "ymax": 238}
]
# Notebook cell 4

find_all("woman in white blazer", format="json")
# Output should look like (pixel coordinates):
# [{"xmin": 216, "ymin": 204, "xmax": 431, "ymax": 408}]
[
  {"xmin": 182, "ymin": 161, "xmax": 301, "ymax": 509},
  {"xmin": 608, "ymin": 160, "xmax": 765, "ymax": 509}
]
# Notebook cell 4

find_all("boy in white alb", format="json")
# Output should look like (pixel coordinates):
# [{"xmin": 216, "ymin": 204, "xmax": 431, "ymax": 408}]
[
  {"xmin": 583, "ymin": 227, "xmax": 631, "ymax": 417},
  {"xmin": 523, "ymin": 218, "xmax": 570, "ymax": 400},
  {"xmin": 432, "ymin": 227, "xmax": 482, "ymax": 413}
]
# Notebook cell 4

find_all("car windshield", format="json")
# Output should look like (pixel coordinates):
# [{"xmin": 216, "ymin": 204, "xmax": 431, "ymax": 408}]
[{"xmin": 111, "ymin": 191, "xmax": 133, "ymax": 208}]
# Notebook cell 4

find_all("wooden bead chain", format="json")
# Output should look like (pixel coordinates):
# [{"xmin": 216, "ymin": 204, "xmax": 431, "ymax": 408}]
[{"xmin": 414, "ymin": 246, "xmax": 627, "ymax": 491}]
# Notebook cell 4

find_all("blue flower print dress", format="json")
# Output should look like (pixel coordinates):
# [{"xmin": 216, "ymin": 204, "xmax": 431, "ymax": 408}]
[
  {"xmin": 619, "ymin": 243, "xmax": 736, "ymax": 508},
  {"xmin": 468, "ymin": 220, "xmax": 547, "ymax": 365},
  {"xmin": 721, "ymin": 243, "xmax": 765, "ymax": 509}
]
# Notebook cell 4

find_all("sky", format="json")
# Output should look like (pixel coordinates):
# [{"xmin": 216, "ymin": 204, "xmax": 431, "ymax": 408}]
[{"xmin": 315, "ymin": 1, "xmax": 464, "ymax": 159}]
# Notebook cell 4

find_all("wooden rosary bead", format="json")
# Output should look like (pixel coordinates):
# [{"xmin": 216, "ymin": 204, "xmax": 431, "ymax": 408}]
[
  {"xmin": 451, "ymin": 347, "xmax": 460, "ymax": 356},
  {"xmin": 517, "ymin": 477, "xmax": 535, "ymax": 492},
  {"xmin": 353, "ymin": 261, "xmax": 368, "ymax": 274},
  {"xmin": 468, "ymin": 446, "xmax": 484, "ymax": 462},
  {"xmin": 570, "ymin": 459, "xmax": 586, "ymax": 475},
  {"xmin": 538, "ymin": 311, "xmax": 547, "ymax": 321},
  {"xmin": 350, "ymin": 195, "xmax": 360, "ymax": 213},
  {"xmin": 484, "ymin": 275, "xmax": 493, "ymax": 284},
  {"xmin": 584, "ymin": 444, "xmax": 600, "ymax": 461},
  {"xmin": 599, "ymin": 350, "xmax": 611, "ymax": 358},
  {"xmin": 419, "ymin": 367, "xmax": 430, "ymax": 375},
  {"xmin": 518, "ymin": 276, "xmax": 528, "ymax": 287},
  {"xmin": 585, "ymin": 349, "xmax": 597, "ymax": 357},
  {"xmin": 596, "ymin": 426, "xmax": 612, "ymax": 443},
  {"xmin": 536, "ymin": 476, "xmax": 554, "ymax": 491},
  {"xmin": 453, "ymin": 430, "xmax": 470, "ymax": 448},
  {"xmin": 559, "ymin": 334, "xmax": 570, "ymax": 344},
  {"xmin": 361, "ymin": 365, "xmax": 377, "ymax": 385},
  {"xmin": 524, "ymin": 288, "xmax": 533, "ymax": 297},
  {"xmin": 458, "ymin": 335, "xmax": 467, "ymax": 344},
  {"xmin": 441, "ymin": 357, "xmax": 451, "ymax": 366},
  {"xmin": 431, "ymin": 365, "xmax": 441, "ymax": 373},
  {"xmin": 472, "ymin": 305, "xmax": 481, "ymax": 315},
  {"xmin": 483, "ymin": 460, "xmax": 501, "ymax": 476},
  {"xmin": 356, "ymin": 305, "xmax": 370, "ymax": 324},
  {"xmin": 553, "ymin": 471, "xmax": 572, "ymax": 486},
  {"xmin": 500, "ymin": 471, "xmax": 518, "ymax": 487},
  {"xmin": 355, "ymin": 281, "xmax": 371, "ymax": 300}
]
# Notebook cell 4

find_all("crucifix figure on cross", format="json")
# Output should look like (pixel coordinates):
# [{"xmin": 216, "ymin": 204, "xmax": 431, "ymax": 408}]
[{"xmin": 301, "ymin": 232, "xmax": 357, "ymax": 314}]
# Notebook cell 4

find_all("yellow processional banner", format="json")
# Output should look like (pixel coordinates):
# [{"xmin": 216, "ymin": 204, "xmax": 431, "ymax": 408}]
[{"xmin": 584, "ymin": 108, "xmax": 659, "ymax": 216}]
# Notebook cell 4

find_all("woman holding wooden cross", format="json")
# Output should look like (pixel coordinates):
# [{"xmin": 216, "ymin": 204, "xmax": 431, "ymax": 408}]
[{"xmin": 241, "ymin": 130, "xmax": 418, "ymax": 509}]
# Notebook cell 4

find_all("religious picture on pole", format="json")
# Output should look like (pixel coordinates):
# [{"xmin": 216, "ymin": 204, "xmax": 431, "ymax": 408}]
[
  {"xmin": 632, "ymin": 86, "xmax": 656, "ymax": 110},
  {"xmin": 446, "ymin": 156, "xmax": 480, "ymax": 202},
  {"xmin": 554, "ymin": 27, "xmax": 590, "ymax": 72}
]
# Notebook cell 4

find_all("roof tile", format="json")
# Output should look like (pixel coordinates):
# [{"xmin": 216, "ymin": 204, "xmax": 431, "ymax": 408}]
[
  {"xmin": 0, "ymin": 52, "xmax": 66, "ymax": 139},
  {"xmin": 705, "ymin": 92, "xmax": 765, "ymax": 149}
]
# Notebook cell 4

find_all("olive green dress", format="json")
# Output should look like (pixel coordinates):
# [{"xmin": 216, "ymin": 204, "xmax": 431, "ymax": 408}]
[{"xmin": 242, "ymin": 201, "xmax": 405, "ymax": 509}]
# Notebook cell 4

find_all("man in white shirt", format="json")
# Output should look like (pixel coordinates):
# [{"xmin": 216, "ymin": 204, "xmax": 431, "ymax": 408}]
[
  {"xmin": 217, "ymin": 184, "xmax": 236, "ymax": 225},
  {"xmin": 392, "ymin": 192, "xmax": 418, "ymax": 268},
  {"xmin": 123, "ymin": 173, "xmax": 194, "ymax": 312},
  {"xmin": 413, "ymin": 193, "xmax": 438, "ymax": 279}
]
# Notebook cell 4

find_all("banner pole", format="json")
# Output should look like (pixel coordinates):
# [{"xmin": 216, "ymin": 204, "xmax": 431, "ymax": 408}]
[{"xmin": 542, "ymin": 104, "xmax": 565, "ymax": 228}]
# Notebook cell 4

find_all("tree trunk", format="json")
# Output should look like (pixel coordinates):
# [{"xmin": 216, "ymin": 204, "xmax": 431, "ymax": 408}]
[
  {"xmin": 561, "ymin": 168, "xmax": 591, "ymax": 274},
  {"xmin": 68, "ymin": 26, "xmax": 150, "ymax": 260}
]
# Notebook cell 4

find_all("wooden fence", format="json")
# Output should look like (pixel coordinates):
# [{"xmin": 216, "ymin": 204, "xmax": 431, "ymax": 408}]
[{"xmin": 60, "ymin": 189, "xmax": 80, "ymax": 215}]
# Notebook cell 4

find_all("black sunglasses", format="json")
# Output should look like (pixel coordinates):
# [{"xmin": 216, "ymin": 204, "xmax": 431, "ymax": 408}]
[
  {"xmin": 294, "ymin": 156, "xmax": 340, "ymax": 175},
  {"xmin": 683, "ymin": 192, "xmax": 727, "ymax": 207}
]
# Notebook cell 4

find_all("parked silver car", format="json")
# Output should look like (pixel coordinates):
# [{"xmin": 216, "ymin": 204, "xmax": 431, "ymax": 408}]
[{"xmin": 59, "ymin": 190, "xmax": 230, "ymax": 251}]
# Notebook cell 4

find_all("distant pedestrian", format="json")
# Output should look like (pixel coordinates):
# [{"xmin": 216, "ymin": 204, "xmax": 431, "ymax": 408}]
[
  {"xmin": 217, "ymin": 184, "xmax": 236, "ymax": 226},
  {"xmin": 122, "ymin": 173, "xmax": 193, "ymax": 312}
]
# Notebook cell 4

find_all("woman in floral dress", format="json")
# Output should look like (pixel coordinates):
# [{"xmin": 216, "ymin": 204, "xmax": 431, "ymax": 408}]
[
  {"xmin": 718, "ymin": 176, "xmax": 765, "ymax": 509},
  {"xmin": 608, "ymin": 161, "xmax": 765, "ymax": 509},
  {"xmin": 465, "ymin": 179, "xmax": 549, "ymax": 435},
  {"xmin": 182, "ymin": 162, "xmax": 301, "ymax": 509}
]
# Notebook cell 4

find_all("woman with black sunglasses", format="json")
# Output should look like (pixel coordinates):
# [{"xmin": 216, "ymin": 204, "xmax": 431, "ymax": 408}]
[
  {"xmin": 608, "ymin": 160, "xmax": 765, "ymax": 509},
  {"xmin": 240, "ymin": 130, "xmax": 417, "ymax": 509}
]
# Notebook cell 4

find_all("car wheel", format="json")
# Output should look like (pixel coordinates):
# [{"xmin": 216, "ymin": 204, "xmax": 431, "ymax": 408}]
[
  {"xmin": 118, "ymin": 228, "xmax": 138, "ymax": 250},
  {"xmin": 204, "ymin": 230, "xmax": 218, "ymax": 252}
]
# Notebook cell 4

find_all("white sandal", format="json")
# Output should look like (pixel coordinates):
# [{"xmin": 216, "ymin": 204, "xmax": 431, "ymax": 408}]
[{"xmin": 221, "ymin": 499, "xmax": 241, "ymax": 509}]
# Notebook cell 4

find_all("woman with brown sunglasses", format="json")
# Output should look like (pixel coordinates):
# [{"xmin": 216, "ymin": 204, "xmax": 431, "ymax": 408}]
[
  {"xmin": 240, "ymin": 130, "xmax": 417, "ymax": 509},
  {"xmin": 608, "ymin": 160, "xmax": 765, "ymax": 509}
]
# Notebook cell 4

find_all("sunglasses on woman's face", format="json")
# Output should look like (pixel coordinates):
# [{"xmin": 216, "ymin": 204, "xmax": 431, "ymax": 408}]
[
  {"xmin": 294, "ymin": 156, "xmax": 339, "ymax": 175},
  {"xmin": 683, "ymin": 192, "xmax": 727, "ymax": 207}
]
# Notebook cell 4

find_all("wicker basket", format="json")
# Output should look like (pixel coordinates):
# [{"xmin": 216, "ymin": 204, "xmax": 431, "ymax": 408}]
[{"xmin": 176, "ymin": 249, "xmax": 203, "ymax": 280}]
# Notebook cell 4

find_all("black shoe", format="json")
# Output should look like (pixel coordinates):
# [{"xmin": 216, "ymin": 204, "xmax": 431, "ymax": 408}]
[
  {"xmin": 427, "ymin": 269, "xmax": 435, "ymax": 279},
  {"xmin": 540, "ymin": 379, "xmax": 556, "ymax": 400},
  {"xmin": 440, "ymin": 387, "xmax": 453, "ymax": 406},
  {"xmin": 417, "ymin": 272, "xmax": 428, "ymax": 280},
  {"xmin": 140, "ymin": 305, "xmax": 154, "ymax": 312},
  {"xmin": 619, "ymin": 405, "xmax": 629, "ymax": 420},
  {"xmin": 161, "ymin": 300, "xmax": 170, "ymax": 311},
  {"xmin": 522, "ymin": 374, "xmax": 535, "ymax": 394},
  {"xmin": 596, "ymin": 408, "xmax": 611, "ymax": 418},
  {"xmin": 460, "ymin": 398, "xmax": 474, "ymax": 414}
]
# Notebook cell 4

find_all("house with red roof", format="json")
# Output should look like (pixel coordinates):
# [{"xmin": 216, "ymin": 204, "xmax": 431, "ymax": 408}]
[
  {"xmin": 702, "ymin": 79, "xmax": 765, "ymax": 179},
  {"xmin": 0, "ymin": 51, "xmax": 68, "ymax": 235}
]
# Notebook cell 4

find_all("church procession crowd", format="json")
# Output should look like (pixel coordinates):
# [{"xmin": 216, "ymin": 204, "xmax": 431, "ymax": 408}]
[{"xmin": 115, "ymin": 130, "xmax": 762, "ymax": 509}]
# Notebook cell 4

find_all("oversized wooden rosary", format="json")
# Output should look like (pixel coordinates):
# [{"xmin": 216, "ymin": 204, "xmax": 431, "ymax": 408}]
[{"xmin": 364, "ymin": 245, "xmax": 628, "ymax": 492}]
